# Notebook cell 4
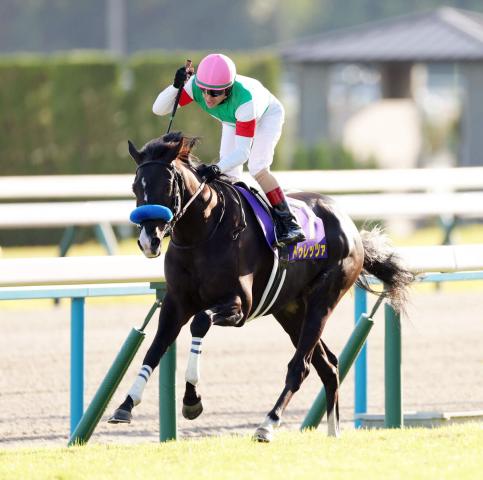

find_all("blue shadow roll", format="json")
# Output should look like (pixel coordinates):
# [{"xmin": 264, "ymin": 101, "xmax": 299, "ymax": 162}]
[{"xmin": 130, "ymin": 204, "xmax": 174, "ymax": 225}]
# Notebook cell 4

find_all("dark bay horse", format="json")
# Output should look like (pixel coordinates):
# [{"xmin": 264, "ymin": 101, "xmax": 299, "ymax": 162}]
[{"xmin": 108, "ymin": 132, "xmax": 413, "ymax": 441}]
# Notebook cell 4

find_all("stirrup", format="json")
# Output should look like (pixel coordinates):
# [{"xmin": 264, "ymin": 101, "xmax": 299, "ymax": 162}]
[
  {"xmin": 274, "ymin": 230, "xmax": 306, "ymax": 248},
  {"xmin": 277, "ymin": 221, "xmax": 306, "ymax": 247}
]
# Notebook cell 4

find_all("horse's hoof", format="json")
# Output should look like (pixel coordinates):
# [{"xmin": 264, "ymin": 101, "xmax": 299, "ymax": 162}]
[
  {"xmin": 107, "ymin": 408, "xmax": 132, "ymax": 424},
  {"xmin": 253, "ymin": 426, "xmax": 272, "ymax": 443},
  {"xmin": 253, "ymin": 415, "xmax": 279, "ymax": 442},
  {"xmin": 182, "ymin": 400, "xmax": 203, "ymax": 420}
]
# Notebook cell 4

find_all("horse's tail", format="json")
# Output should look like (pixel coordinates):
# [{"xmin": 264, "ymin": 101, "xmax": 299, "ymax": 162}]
[{"xmin": 356, "ymin": 227, "xmax": 414, "ymax": 314}]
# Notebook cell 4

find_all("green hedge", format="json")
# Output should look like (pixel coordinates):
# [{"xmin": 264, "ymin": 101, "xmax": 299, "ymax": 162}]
[
  {"xmin": 0, "ymin": 51, "xmax": 281, "ymax": 175},
  {"xmin": 292, "ymin": 142, "xmax": 378, "ymax": 170}
]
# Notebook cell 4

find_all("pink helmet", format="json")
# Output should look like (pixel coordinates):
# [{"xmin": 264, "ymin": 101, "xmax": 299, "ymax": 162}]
[{"xmin": 195, "ymin": 54, "xmax": 236, "ymax": 90}]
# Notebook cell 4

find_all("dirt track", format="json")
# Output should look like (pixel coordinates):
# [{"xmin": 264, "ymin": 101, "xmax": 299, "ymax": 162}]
[{"xmin": 1, "ymin": 288, "xmax": 482, "ymax": 448}]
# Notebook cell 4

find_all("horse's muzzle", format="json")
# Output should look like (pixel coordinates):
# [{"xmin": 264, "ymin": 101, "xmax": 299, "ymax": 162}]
[
  {"xmin": 130, "ymin": 203, "xmax": 173, "ymax": 257},
  {"xmin": 136, "ymin": 238, "xmax": 160, "ymax": 258},
  {"xmin": 138, "ymin": 223, "xmax": 164, "ymax": 258}
]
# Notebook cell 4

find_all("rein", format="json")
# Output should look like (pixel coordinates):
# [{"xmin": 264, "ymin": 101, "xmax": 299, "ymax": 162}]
[
  {"xmin": 216, "ymin": 179, "xmax": 247, "ymax": 240},
  {"xmin": 169, "ymin": 184, "xmax": 226, "ymax": 249},
  {"xmin": 170, "ymin": 177, "xmax": 248, "ymax": 248},
  {"xmin": 171, "ymin": 174, "xmax": 207, "ymax": 226}
]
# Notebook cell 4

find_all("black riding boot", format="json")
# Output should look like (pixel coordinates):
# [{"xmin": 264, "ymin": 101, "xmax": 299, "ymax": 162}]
[{"xmin": 272, "ymin": 200, "xmax": 306, "ymax": 247}]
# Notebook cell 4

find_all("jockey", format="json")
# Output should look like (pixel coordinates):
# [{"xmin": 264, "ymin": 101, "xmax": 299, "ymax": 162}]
[{"xmin": 152, "ymin": 53, "xmax": 306, "ymax": 247}]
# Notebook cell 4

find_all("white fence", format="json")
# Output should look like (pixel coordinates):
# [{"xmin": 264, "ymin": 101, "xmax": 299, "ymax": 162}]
[
  {"xmin": 1, "ymin": 244, "xmax": 483, "ymax": 288},
  {"xmin": 1, "ymin": 167, "xmax": 482, "ymax": 200},
  {"xmin": 1, "ymin": 168, "xmax": 482, "ymax": 255}
]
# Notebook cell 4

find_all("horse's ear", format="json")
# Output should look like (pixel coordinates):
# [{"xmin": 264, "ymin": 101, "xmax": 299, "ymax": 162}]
[
  {"xmin": 177, "ymin": 136, "xmax": 200, "ymax": 161},
  {"xmin": 128, "ymin": 140, "xmax": 142, "ymax": 165},
  {"xmin": 186, "ymin": 136, "xmax": 200, "ymax": 151},
  {"xmin": 163, "ymin": 131, "xmax": 183, "ymax": 143}
]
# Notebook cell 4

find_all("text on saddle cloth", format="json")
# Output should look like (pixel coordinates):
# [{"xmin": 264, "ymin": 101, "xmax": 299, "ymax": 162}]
[{"xmin": 234, "ymin": 185, "xmax": 328, "ymax": 261}]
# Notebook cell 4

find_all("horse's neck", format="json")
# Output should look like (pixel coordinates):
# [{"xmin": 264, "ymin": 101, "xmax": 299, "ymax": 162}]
[{"xmin": 171, "ymin": 163, "xmax": 219, "ymax": 245}]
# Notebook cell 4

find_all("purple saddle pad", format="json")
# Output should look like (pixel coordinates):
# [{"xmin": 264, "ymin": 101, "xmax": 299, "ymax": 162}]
[{"xmin": 235, "ymin": 185, "xmax": 328, "ymax": 261}]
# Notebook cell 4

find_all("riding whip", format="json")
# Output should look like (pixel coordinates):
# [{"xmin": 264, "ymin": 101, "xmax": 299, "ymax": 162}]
[{"xmin": 166, "ymin": 59, "xmax": 193, "ymax": 134}]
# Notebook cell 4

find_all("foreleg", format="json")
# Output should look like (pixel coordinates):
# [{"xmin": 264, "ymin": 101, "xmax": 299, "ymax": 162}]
[
  {"xmin": 183, "ymin": 297, "xmax": 243, "ymax": 420},
  {"xmin": 108, "ymin": 294, "xmax": 190, "ymax": 424}
]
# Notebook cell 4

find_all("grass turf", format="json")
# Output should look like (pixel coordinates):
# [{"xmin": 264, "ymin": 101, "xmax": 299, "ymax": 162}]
[{"xmin": 0, "ymin": 423, "xmax": 482, "ymax": 480}]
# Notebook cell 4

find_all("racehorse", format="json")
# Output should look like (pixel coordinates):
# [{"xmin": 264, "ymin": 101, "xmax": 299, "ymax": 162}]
[{"xmin": 108, "ymin": 131, "xmax": 413, "ymax": 441}]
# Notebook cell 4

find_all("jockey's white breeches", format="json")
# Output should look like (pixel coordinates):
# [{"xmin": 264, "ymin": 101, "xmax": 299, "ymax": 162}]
[{"xmin": 220, "ymin": 98, "xmax": 285, "ymax": 179}]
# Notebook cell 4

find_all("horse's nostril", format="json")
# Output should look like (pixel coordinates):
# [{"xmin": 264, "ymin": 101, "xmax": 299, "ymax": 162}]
[
  {"xmin": 137, "ymin": 239, "xmax": 142, "ymax": 251},
  {"xmin": 151, "ymin": 237, "xmax": 161, "ymax": 250}
]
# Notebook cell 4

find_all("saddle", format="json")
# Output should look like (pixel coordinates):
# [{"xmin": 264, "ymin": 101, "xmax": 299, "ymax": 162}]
[
  {"xmin": 233, "ymin": 182, "xmax": 328, "ymax": 321},
  {"xmin": 233, "ymin": 182, "xmax": 328, "ymax": 261}
]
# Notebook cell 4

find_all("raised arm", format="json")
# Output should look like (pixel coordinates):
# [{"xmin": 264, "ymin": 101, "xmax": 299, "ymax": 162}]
[{"xmin": 152, "ymin": 67, "xmax": 194, "ymax": 116}]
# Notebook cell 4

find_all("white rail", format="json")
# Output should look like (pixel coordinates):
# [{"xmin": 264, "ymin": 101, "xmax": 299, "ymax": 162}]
[
  {"xmin": 0, "ymin": 255, "xmax": 165, "ymax": 287},
  {"xmin": 1, "ymin": 244, "xmax": 483, "ymax": 288},
  {"xmin": 0, "ymin": 167, "xmax": 482, "ymax": 200},
  {"xmin": 0, "ymin": 192, "xmax": 482, "ymax": 229}
]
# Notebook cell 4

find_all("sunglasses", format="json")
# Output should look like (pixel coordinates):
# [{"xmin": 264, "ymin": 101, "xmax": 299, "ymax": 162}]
[{"xmin": 200, "ymin": 88, "xmax": 225, "ymax": 97}]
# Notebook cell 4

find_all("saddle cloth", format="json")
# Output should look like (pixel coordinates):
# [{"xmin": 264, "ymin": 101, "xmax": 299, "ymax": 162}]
[{"xmin": 234, "ymin": 184, "xmax": 328, "ymax": 261}]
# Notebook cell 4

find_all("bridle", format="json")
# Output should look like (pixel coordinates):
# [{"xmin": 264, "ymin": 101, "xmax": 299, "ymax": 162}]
[{"xmin": 135, "ymin": 160, "xmax": 223, "ymax": 244}]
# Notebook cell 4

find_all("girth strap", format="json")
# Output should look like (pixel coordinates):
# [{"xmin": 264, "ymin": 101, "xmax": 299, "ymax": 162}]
[{"xmin": 247, "ymin": 249, "xmax": 288, "ymax": 321}]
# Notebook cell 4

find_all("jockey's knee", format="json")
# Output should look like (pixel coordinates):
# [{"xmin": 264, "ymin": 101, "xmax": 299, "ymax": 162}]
[
  {"xmin": 251, "ymin": 166, "xmax": 270, "ymax": 181},
  {"xmin": 190, "ymin": 310, "xmax": 213, "ymax": 338},
  {"xmin": 251, "ymin": 167, "xmax": 280, "ymax": 194}
]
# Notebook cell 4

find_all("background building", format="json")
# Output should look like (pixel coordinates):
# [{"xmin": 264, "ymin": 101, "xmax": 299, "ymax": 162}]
[{"xmin": 283, "ymin": 7, "xmax": 483, "ymax": 167}]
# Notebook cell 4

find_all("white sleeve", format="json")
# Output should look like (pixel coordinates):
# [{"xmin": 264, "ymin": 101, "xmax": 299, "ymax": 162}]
[
  {"xmin": 152, "ymin": 85, "xmax": 178, "ymax": 116},
  {"xmin": 217, "ymin": 135, "xmax": 253, "ymax": 173}
]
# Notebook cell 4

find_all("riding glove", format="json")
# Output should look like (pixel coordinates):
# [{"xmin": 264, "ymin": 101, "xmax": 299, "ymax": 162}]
[
  {"xmin": 173, "ymin": 66, "xmax": 188, "ymax": 89},
  {"xmin": 198, "ymin": 164, "xmax": 221, "ymax": 183}
]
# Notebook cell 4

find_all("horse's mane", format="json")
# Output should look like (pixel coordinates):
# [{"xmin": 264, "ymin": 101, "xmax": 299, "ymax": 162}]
[
  {"xmin": 140, "ymin": 131, "xmax": 199, "ymax": 168},
  {"xmin": 141, "ymin": 131, "xmax": 237, "ymax": 184},
  {"xmin": 139, "ymin": 131, "xmax": 237, "ymax": 186}
]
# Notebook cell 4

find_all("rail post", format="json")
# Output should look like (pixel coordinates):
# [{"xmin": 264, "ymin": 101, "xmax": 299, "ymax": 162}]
[
  {"xmin": 354, "ymin": 285, "xmax": 368, "ymax": 428},
  {"xmin": 70, "ymin": 297, "xmax": 85, "ymax": 434},
  {"xmin": 150, "ymin": 282, "xmax": 178, "ymax": 442},
  {"xmin": 159, "ymin": 343, "xmax": 177, "ymax": 441},
  {"xmin": 384, "ymin": 303, "xmax": 403, "ymax": 428}
]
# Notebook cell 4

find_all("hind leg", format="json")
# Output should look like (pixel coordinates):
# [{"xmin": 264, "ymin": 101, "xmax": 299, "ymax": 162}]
[
  {"xmin": 312, "ymin": 341, "xmax": 340, "ymax": 436},
  {"xmin": 254, "ymin": 269, "xmax": 347, "ymax": 442},
  {"xmin": 273, "ymin": 303, "xmax": 340, "ymax": 437}
]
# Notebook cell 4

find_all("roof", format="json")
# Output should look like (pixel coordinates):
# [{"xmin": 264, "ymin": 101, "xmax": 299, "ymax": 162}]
[{"xmin": 282, "ymin": 7, "xmax": 483, "ymax": 63}]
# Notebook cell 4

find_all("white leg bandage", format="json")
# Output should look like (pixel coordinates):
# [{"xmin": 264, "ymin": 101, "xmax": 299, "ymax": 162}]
[
  {"xmin": 128, "ymin": 365, "xmax": 153, "ymax": 406},
  {"xmin": 327, "ymin": 410, "xmax": 340, "ymax": 438},
  {"xmin": 185, "ymin": 337, "xmax": 203, "ymax": 386}
]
